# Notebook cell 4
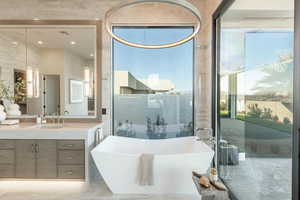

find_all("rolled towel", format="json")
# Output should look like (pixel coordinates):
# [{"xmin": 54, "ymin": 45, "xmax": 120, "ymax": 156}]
[{"xmin": 136, "ymin": 153, "xmax": 154, "ymax": 186}]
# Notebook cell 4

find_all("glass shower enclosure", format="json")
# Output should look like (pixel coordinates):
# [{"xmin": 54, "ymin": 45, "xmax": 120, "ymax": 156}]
[{"xmin": 213, "ymin": 0, "xmax": 299, "ymax": 199}]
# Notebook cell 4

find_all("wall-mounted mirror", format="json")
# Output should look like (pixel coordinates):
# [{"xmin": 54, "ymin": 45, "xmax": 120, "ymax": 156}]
[{"xmin": 0, "ymin": 25, "xmax": 97, "ymax": 118}]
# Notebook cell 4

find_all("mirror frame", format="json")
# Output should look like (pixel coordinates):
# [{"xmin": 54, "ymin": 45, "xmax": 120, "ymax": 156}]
[{"xmin": 0, "ymin": 20, "xmax": 102, "ymax": 122}]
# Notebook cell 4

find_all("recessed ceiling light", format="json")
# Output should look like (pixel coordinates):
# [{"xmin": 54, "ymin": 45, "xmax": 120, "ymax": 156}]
[
  {"xmin": 90, "ymin": 53, "xmax": 94, "ymax": 57},
  {"xmin": 33, "ymin": 18, "xmax": 40, "ymax": 21},
  {"xmin": 70, "ymin": 41, "xmax": 76, "ymax": 45},
  {"xmin": 95, "ymin": 18, "xmax": 100, "ymax": 20},
  {"xmin": 37, "ymin": 41, "xmax": 43, "ymax": 45},
  {"xmin": 12, "ymin": 41, "xmax": 18, "ymax": 46}
]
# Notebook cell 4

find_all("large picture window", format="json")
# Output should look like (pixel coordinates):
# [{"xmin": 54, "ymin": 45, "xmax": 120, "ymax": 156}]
[{"xmin": 113, "ymin": 27, "xmax": 194, "ymax": 139}]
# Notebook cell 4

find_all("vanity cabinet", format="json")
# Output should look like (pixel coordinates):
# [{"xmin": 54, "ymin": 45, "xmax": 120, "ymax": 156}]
[
  {"xmin": 0, "ymin": 139, "xmax": 85, "ymax": 179},
  {"xmin": 36, "ymin": 140, "xmax": 57, "ymax": 178},
  {"xmin": 16, "ymin": 140, "xmax": 36, "ymax": 178},
  {"xmin": 0, "ymin": 140, "xmax": 15, "ymax": 178},
  {"xmin": 57, "ymin": 140, "xmax": 85, "ymax": 179}
]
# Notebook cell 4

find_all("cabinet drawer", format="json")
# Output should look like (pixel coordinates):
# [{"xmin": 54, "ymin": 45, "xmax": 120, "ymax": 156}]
[
  {"xmin": 0, "ymin": 150, "xmax": 15, "ymax": 164},
  {"xmin": 58, "ymin": 165, "xmax": 84, "ymax": 179},
  {"xmin": 57, "ymin": 140, "xmax": 84, "ymax": 150},
  {"xmin": 0, "ymin": 164, "xmax": 14, "ymax": 178},
  {"xmin": 58, "ymin": 151, "xmax": 84, "ymax": 165},
  {"xmin": 0, "ymin": 140, "xmax": 15, "ymax": 149}
]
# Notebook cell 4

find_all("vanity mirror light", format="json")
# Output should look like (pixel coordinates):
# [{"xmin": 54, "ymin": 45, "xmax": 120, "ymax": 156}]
[{"xmin": 0, "ymin": 20, "xmax": 101, "ymax": 121}]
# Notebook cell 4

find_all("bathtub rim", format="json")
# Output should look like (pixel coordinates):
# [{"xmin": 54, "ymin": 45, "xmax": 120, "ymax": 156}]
[{"xmin": 92, "ymin": 136, "xmax": 214, "ymax": 157}]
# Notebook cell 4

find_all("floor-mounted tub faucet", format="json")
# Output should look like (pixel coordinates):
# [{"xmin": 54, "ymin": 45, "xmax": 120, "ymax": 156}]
[{"xmin": 195, "ymin": 127, "xmax": 215, "ymax": 146}]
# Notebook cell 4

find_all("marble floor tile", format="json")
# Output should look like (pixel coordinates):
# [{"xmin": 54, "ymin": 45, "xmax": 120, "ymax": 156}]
[
  {"xmin": 0, "ymin": 160, "xmax": 200, "ymax": 200},
  {"xmin": 0, "ymin": 177, "xmax": 199, "ymax": 200}
]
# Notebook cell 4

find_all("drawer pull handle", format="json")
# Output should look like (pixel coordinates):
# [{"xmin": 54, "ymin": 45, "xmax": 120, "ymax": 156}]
[
  {"xmin": 64, "ymin": 144, "xmax": 74, "ymax": 147},
  {"xmin": 35, "ymin": 144, "xmax": 39, "ymax": 153},
  {"xmin": 66, "ymin": 170, "xmax": 73, "ymax": 175},
  {"xmin": 66, "ymin": 156, "xmax": 73, "ymax": 160}
]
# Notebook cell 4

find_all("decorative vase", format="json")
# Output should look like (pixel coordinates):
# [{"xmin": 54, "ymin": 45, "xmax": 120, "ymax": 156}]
[
  {"xmin": 0, "ymin": 105, "xmax": 7, "ymax": 121},
  {"xmin": 6, "ymin": 104, "xmax": 21, "ymax": 116},
  {"xmin": 210, "ymin": 168, "xmax": 218, "ymax": 182}
]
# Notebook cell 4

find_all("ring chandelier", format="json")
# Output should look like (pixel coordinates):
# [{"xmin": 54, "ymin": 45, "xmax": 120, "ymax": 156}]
[{"xmin": 104, "ymin": 0, "xmax": 202, "ymax": 49}]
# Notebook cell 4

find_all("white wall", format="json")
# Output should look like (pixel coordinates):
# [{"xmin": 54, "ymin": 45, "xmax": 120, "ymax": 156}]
[
  {"xmin": 64, "ymin": 50, "xmax": 88, "ymax": 116},
  {"xmin": 40, "ymin": 48, "xmax": 65, "ymax": 114},
  {"xmin": 230, "ymin": 0, "xmax": 293, "ymax": 11}
]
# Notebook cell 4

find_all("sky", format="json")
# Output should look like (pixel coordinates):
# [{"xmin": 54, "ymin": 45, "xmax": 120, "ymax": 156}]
[
  {"xmin": 221, "ymin": 30, "xmax": 293, "ymax": 72},
  {"xmin": 113, "ymin": 27, "xmax": 194, "ymax": 91},
  {"xmin": 220, "ymin": 30, "xmax": 294, "ymax": 95},
  {"xmin": 245, "ymin": 32, "xmax": 293, "ymax": 69},
  {"xmin": 113, "ymin": 28, "xmax": 294, "ymax": 95}
]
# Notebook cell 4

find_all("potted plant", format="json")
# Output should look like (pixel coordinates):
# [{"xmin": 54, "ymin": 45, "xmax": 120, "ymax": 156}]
[
  {"xmin": 14, "ymin": 74, "xmax": 26, "ymax": 105},
  {"xmin": 0, "ymin": 80, "xmax": 21, "ymax": 117},
  {"xmin": 0, "ymin": 80, "xmax": 13, "ymax": 121}
]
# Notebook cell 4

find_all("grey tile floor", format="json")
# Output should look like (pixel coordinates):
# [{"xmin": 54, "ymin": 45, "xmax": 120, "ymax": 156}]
[{"xmin": 220, "ymin": 158, "xmax": 292, "ymax": 200}]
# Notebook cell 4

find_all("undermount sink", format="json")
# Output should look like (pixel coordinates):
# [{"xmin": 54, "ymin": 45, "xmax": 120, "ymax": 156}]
[{"xmin": 34, "ymin": 124, "xmax": 63, "ymax": 129}]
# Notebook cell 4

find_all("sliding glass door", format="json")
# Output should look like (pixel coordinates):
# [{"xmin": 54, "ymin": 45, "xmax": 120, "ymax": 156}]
[{"xmin": 214, "ymin": 0, "xmax": 297, "ymax": 199}]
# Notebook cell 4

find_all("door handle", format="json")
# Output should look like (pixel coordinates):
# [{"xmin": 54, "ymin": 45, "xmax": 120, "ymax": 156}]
[{"xmin": 31, "ymin": 144, "xmax": 35, "ymax": 153}]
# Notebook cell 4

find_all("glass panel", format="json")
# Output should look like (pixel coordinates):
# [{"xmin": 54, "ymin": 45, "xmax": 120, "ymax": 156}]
[
  {"xmin": 113, "ymin": 27, "xmax": 194, "ymax": 139},
  {"xmin": 217, "ymin": 1, "xmax": 294, "ymax": 200}
]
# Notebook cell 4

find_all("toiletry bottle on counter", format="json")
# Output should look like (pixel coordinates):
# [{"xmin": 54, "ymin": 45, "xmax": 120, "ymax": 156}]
[
  {"xmin": 41, "ymin": 115, "xmax": 47, "ymax": 124},
  {"xmin": 36, "ymin": 115, "xmax": 42, "ymax": 124}
]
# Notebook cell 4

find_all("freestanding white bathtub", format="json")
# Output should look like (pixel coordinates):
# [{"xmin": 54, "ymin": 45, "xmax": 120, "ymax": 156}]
[{"xmin": 91, "ymin": 136, "xmax": 214, "ymax": 195}]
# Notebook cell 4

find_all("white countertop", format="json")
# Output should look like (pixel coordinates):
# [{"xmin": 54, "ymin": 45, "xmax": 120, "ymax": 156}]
[{"xmin": 0, "ymin": 123, "xmax": 102, "ymax": 140}]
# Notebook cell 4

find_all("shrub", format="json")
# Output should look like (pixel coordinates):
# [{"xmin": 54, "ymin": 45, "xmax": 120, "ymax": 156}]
[
  {"xmin": 283, "ymin": 117, "xmax": 291, "ymax": 125},
  {"xmin": 220, "ymin": 102, "xmax": 227, "ymax": 111},
  {"xmin": 247, "ymin": 104, "xmax": 262, "ymax": 118},
  {"xmin": 261, "ymin": 108, "xmax": 273, "ymax": 120},
  {"xmin": 272, "ymin": 115, "xmax": 279, "ymax": 122}
]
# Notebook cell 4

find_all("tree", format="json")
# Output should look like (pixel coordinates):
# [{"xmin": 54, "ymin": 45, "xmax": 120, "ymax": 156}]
[{"xmin": 0, "ymin": 80, "xmax": 14, "ymax": 103}]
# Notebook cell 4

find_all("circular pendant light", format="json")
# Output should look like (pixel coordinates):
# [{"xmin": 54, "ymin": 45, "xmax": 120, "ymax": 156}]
[{"xmin": 104, "ymin": 0, "xmax": 202, "ymax": 49}]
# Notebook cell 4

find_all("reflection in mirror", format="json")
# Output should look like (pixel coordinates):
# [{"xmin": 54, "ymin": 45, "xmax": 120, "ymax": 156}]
[{"xmin": 0, "ymin": 26, "xmax": 96, "ymax": 117}]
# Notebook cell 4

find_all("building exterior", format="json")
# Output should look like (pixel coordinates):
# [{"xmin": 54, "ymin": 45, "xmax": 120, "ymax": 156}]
[
  {"xmin": 114, "ymin": 71, "xmax": 153, "ymax": 94},
  {"xmin": 114, "ymin": 71, "xmax": 175, "ymax": 94}
]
